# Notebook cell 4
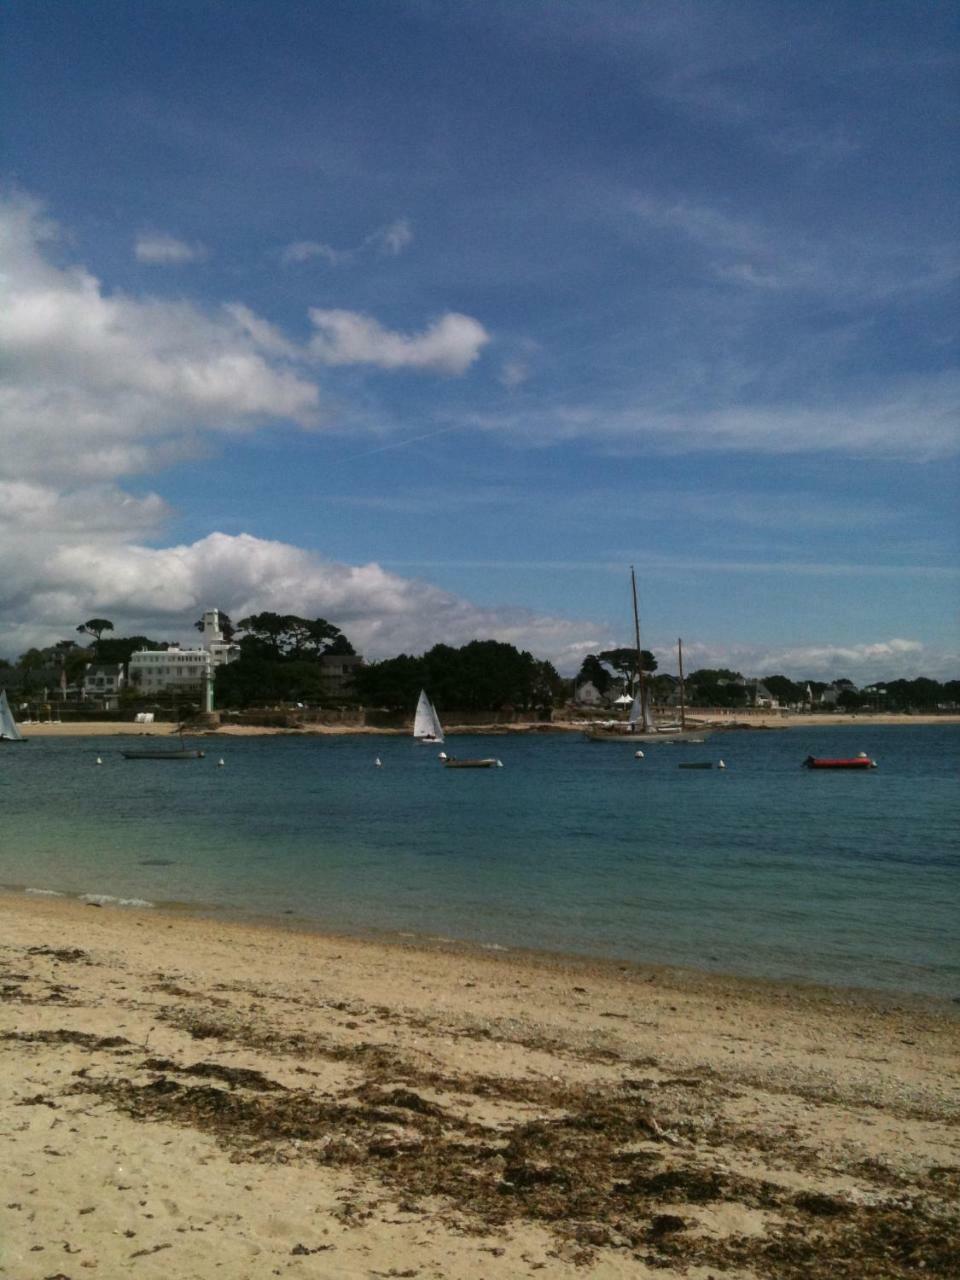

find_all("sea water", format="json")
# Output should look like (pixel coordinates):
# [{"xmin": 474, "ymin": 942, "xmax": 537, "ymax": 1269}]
[{"xmin": 1, "ymin": 724, "xmax": 957, "ymax": 999}]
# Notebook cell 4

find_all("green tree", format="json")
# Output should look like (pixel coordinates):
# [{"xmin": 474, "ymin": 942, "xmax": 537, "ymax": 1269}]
[
  {"xmin": 95, "ymin": 635, "xmax": 167, "ymax": 666},
  {"xmin": 575, "ymin": 654, "xmax": 613, "ymax": 696},
  {"xmin": 686, "ymin": 669, "xmax": 747, "ymax": 708},
  {"xmin": 355, "ymin": 640, "xmax": 561, "ymax": 712},
  {"xmin": 598, "ymin": 647, "xmax": 658, "ymax": 687},
  {"xmin": 76, "ymin": 618, "xmax": 114, "ymax": 652},
  {"xmin": 761, "ymin": 674, "xmax": 805, "ymax": 706},
  {"xmin": 236, "ymin": 613, "xmax": 352, "ymax": 661},
  {"xmin": 837, "ymin": 688, "xmax": 868, "ymax": 711}
]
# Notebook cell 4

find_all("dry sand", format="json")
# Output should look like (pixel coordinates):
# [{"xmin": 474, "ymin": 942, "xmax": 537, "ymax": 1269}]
[
  {"xmin": 17, "ymin": 713, "xmax": 960, "ymax": 737},
  {"xmin": 1, "ymin": 893, "xmax": 958, "ymax": 1279}
]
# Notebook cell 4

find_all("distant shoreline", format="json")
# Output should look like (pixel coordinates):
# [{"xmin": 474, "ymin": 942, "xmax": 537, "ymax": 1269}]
[{"xmin": 14, "ymin": 712, "xmax": 960, "ymax": 737}]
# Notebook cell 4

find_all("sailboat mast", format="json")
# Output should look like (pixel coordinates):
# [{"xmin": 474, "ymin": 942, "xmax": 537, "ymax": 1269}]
[
  {"xmin": 677, "ymin": 637, "xmax": 686, "ymax": 731},
  {"xmin": 630, "ymin": 566, "xmax": 646, "ymax": 708}
]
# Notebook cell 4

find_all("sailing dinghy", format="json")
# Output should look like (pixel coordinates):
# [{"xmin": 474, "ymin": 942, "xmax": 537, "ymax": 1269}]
[
  {"xmin": 0, "ymin": 689, "xmax": 24, "ymax": 742},
  {"xmin": 413, "ymin": 690, "xmax": 444, "ymax": 744}
]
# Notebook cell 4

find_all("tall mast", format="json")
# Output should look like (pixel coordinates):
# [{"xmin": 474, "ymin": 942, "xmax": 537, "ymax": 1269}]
[
  {"xmin": 677, "ymin": 637, "xmax": 686, "ymax": 731},
  {"xmin": 630, "ymin": 566, "xmax": 646, "ymax": 708}
]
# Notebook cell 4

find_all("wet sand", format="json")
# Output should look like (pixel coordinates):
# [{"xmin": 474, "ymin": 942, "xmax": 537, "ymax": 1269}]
[{"xmin": 2, "ymin": 892, "xmax": 958, "ymax": 1278}]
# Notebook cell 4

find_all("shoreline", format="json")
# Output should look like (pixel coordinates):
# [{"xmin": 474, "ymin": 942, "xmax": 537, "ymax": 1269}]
[
  {"xmin": 14, "ymin": 711, "xmax": 960, "ymax": 737},
  {"xmin": 2, "ymin": 891, "xmax": 958, "ymax": 1278},
  {"xmin": 5, "ymin": 888, "xmax": 957, "ymax": 1013}
]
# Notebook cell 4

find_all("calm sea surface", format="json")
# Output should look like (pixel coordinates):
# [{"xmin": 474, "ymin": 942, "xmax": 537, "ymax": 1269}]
[{"xmin": 1, "ymin": 724, "xmax": 957, "ymax": 998}]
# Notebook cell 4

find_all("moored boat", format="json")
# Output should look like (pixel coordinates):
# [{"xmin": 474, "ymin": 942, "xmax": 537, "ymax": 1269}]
[
  {"xmin": 584, "ymin": 580, "xmax": 713, "ymax": 744},
  {"xmin": 802, "ymin": 754, "xmax": 877, "ymax": 770},
  {"xmin": 442, "ymin": 757, "xmax": 502, "ymax": 769},
  {"xmin": 123, "ymin": 727, "xmax": 205, "ymax": 760}
]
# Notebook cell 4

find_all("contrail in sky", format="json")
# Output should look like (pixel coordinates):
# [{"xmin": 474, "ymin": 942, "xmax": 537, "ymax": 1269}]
[{"xmin": 333, "ymin": 424, "xmax": 467, "ymax": 466}]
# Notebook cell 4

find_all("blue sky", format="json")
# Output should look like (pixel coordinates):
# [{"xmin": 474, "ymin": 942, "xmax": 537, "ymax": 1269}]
[{"xmin": 1, "ymin": 1, "xmax": 957, "ymax": 679}]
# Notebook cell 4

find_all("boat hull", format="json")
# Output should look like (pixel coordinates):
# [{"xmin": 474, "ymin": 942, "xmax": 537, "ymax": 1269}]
[
  {"xmin": 443, "ymin": 758, "xmax": 500, "ymax": 768},
  {"xmin": 803, "ymin": 756, "xmax": 876, "ymax": 769},
  {"xmin": 584, "ymin": 727, "xmax": 712, "ymax": 743},
  {"xmin": 122, "ymin": 750, "xmax": 206, "ymax": 760}
]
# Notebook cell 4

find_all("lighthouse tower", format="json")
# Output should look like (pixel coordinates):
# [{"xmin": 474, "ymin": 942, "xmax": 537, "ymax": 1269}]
[{"xmin": 200, "ymin": 609, "xmax": 224, "ymax": 647}]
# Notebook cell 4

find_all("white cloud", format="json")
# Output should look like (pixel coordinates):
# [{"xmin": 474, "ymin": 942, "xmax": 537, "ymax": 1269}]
[
  {"xmin": 499, "ymin": 358, "xmax": 531, "ymax": 389},
  {"xmin": 308, "ymin": 309, "xmax": 490, "ymax": 375},
  {"xmin": 280, "ymin": 239, "xmax": 351, "ymax": 266},
  {"xmin": 365, "ymin": 218, "xmax": 413, "ymax": 256},
  {"xmin": 281, "ymin": 218, "xmax": 412, "ymax": 267},
  {"xmin": 134, "ymin": 232, "xmax": 207, "ymax": 264},
  {"xmin": 0, "ymin": 529, "xmax": 600, "ymax": 668},
  {"xmin": 0, "ymin": 513, "xmax": 953, "ymax": 682},
  {"xmin": 630, "ymin": 192, "xmax": 959, "ymax": 299},
  {"xmin": 664, "ymin": 637, "xmax": 953, "ymax": 682},
  {"xmin": 464, "ymin": 371, "xmax": 960, "ymax": 460},
  {"xmin": 0, "ymin": 194, "xmax": 321, "ymax": 484}
]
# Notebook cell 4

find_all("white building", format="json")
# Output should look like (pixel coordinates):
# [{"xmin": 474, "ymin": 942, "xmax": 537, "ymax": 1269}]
[
  {"xmin": 82, "ymin": 662, "xmax": 127, "ymax": 708},
  {"xmin": 127, "ymin": 609, "xmax": 240, "ymax": 702}
]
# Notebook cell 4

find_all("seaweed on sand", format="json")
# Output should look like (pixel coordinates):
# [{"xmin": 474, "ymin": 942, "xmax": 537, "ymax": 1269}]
[{"xmin": 64, "ymin": 1055, "xmax": 960, "ymax": 1277}]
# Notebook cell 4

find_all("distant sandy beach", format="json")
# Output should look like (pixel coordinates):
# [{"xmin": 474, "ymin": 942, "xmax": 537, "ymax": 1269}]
[
  {"xmin": 16, "ymin": 712, "xmax": 960, "ymax": 737},
  {"xmin": 1, "ymin": 892, "xmax": 958, "ymax": 1278}
]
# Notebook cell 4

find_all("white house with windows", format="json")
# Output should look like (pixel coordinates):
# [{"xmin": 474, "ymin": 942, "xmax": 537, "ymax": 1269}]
[
  {"xmin": 82, "ymin": 662, "xmax": 126, "ymax": 707},
  {"xmin": 127, "ymin": 610, "xmax": 239, "ymax": 702}
]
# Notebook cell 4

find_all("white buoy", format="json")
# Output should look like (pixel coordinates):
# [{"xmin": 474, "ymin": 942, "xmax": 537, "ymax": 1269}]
[
  {"xmin": 375, "ymin": 757, "xmax": 382, "ymax": 767},
  {"xmin": 718, "ymin": 760, "xmax": 726, "ymax": 769},
  {"xmin": 634, "ymin": 750, "xmax": 644, "ymax": 759},
  {"xmin": 95, "ymin": 756, "xmax": 102, "ymax": 765},
  {"xmin": 217, "ymin": 758, "xmax": 225, "ymax": 767},
  {"xmin": 496, "ymin": 759, "xmax": 503, "ymax": 767},
  {"xmin": 438, "ymin": 751, "xmax": 448, "ymax": 761}
]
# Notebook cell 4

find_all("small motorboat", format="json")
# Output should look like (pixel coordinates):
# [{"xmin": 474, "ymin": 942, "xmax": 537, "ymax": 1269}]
[
  {"xmin": 802, "ymin": 754, "xmax": 876, "ymax": 770},
  {"xmin": 442, "ymin": 757, "xmax": 502, "ymax": 769}
]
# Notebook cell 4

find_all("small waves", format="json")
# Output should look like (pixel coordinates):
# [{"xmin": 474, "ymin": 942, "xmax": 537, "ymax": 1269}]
[
  {"xmin": 22, "ymin": 887, "xmax": 155, "ymax": 908},
  {"xmin": 80, "ymin": 892, "xmax": 154, "ymax": 908}
]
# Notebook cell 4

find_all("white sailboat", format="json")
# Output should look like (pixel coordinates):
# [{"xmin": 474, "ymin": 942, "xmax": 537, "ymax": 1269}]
[
  {"xmin": 0, "ymin": 689, "xmax": 24, "ymax": 742},
  {"xmin": 413, "ymin": 689, "xmax": 444, "ymax": 744}
]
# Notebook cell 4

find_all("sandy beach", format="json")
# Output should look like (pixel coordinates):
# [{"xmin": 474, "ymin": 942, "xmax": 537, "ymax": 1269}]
[
  {"xmin": 16, "ymin": 712, "xmax": 960, "ymax": 737},
  {"xmin": 1, "ymin": 894, "xmax": 957, "ymax": 1278}
]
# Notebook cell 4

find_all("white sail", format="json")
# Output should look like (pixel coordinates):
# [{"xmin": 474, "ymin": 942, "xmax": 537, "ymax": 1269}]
[
  {"xmin": 627, "ymin": 694, "xmax": 642, "ymax": 724},
  {"xmin": 641, "ymin": 687, "xmax": 656, "ymax": 733},
  {"xmin": 413, "ymin": 689, "xmax": 444, "ymax": 743},
  {"xmin": 0, "ymin": 689, "xmax": 24, "ymax": 741}
]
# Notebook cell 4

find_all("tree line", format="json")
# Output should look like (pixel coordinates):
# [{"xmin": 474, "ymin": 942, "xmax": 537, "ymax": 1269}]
[{"xmin": 1, "ymin": 619, "xmax": 956, "ymax": 714}]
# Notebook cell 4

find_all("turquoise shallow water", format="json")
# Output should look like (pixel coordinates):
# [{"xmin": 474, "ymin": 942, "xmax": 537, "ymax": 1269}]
[{"xmin": 1, "ymin": 724, "xmax": 957, "ymax": 998}]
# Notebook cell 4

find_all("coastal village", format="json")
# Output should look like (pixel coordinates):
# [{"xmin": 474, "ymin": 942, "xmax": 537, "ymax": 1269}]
[{"xmin": 2, "ymin": 607, "xmax": 956, "ymax": 728}]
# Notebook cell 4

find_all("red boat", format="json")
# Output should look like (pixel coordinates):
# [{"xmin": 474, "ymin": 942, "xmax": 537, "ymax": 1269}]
[{"xmin": 803, "ymin": 755, "xmax": 877, "ymax": 770}]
